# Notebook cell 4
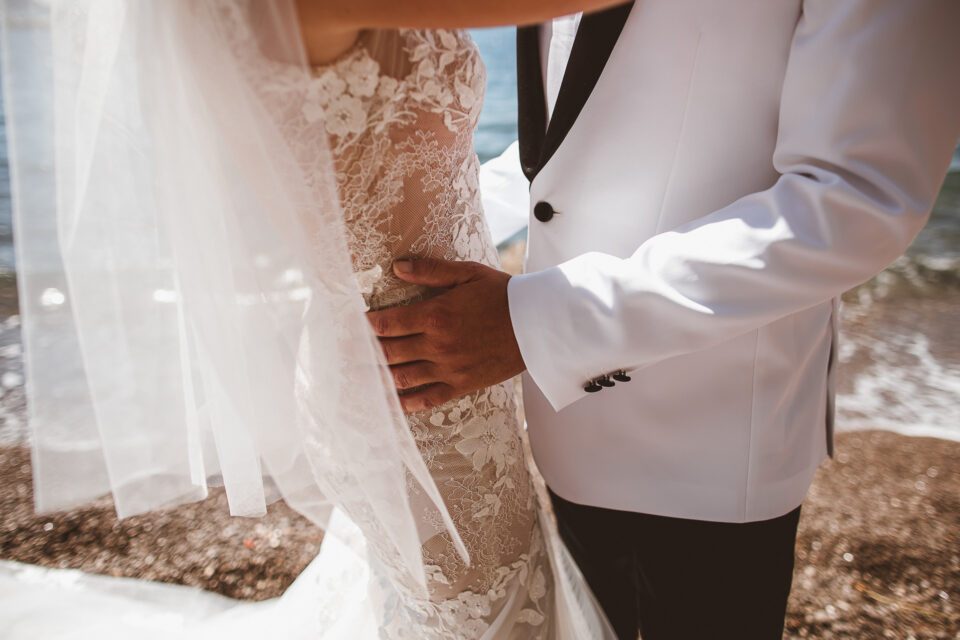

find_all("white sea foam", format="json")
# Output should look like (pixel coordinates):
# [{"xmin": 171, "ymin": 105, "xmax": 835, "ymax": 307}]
[{"xmin": 836, "ymin": 328, "xmax": 960, "ymax": 442}]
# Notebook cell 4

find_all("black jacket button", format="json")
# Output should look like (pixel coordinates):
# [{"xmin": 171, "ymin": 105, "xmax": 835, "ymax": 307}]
[
  {"xmin": 584, "ymin": 381, "xmax": 602, "ymax": 393},
  {"xmin": 534, "ymin": 201, "xmax": 555, "ymax": 222},
  {"xmin": 598, "ymin": 376, "xmax": 616, "ymax": 388},
  {"xmin": 613, "ymin": 371, "xmax": 631, "ymax": 382}
]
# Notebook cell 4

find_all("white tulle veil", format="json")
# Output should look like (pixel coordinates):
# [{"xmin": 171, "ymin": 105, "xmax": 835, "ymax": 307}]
[{"xmin": 1, "ymin": 0, "xmax": 468, "ymax": 596}]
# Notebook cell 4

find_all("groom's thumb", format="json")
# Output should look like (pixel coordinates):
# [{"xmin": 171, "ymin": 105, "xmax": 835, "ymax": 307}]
[{"xmin": 393, "ymin": 258, "xmax": 479, "ymax": 288}]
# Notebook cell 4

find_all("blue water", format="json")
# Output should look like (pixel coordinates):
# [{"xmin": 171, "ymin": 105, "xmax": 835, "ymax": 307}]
[{"xmin": 471, "ymin": 28, "xmax": 518, "ymax": 163}]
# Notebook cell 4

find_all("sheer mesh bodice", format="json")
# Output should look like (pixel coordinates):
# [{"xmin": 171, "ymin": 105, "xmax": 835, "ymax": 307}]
[
  {"xmin": 303, "ymin": 30, "xmax": 555, "ymax": 639},
  {"xmin": 278, "ymin": 29, "xmax": 500, "ymax": 312},
  {"xmin": 220, "ymin": 17, "xmax": 556, "ymax": 639}
]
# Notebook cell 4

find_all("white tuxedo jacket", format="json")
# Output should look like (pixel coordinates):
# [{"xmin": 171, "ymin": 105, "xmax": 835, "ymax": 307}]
[{"xmin": 489, "ymin": 0, "xmax": 960, "ymax": 522}]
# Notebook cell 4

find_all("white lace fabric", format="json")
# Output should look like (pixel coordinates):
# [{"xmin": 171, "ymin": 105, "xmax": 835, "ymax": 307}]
[
  {"xmin": 314, "ymin": 30, "xmax": 556, "ymax": 639},
  {"xmin": 222, "ymin": 19, "xmax": 557, "ymax": 639},
  {"xmin": 300, "ymin": 30, "xmax": 499, "ymax": 310}
]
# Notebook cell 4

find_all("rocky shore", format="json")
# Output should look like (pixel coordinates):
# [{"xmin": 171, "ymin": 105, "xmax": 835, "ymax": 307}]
[{"xmin": 0, "ymin": 430, "xmax": 956, "ymax": 639}]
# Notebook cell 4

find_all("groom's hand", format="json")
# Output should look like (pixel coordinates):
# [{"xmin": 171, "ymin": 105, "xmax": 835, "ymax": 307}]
[{"xmin": 367, "ymin": 258, "xmax": 525, "ymax": 413}]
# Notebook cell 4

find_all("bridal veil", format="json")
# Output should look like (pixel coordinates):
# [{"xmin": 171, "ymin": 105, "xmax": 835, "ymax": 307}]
[{"xmin": 1, "ymin": 0, "xmax": 467, "ymax": 594}]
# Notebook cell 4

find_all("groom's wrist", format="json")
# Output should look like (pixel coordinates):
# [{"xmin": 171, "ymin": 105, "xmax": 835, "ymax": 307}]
[{"xmin": 507, "ymin": 268, "xmax": 589, "ymax": 411}]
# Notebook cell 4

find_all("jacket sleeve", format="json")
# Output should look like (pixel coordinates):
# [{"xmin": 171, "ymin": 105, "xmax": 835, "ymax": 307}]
[{"xmin": 507, "ymin": 0, "xmax": 960, "ymax": 411}]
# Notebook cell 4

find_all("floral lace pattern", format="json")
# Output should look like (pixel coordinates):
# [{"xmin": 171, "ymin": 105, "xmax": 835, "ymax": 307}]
[
  {"xmin": 212, "ymin": 7, "xmax": 556, "ymax": 638},
  {"xmin": 300, "ymin": 30, "xmax": 554, "ymax": 639},
  {"xmin": 397, "ymin": 386, "xmax": 555, "ymax": 639},
  {"xmin": 307, "ymin": 30, "xmax": 498, "ymax": 311}
]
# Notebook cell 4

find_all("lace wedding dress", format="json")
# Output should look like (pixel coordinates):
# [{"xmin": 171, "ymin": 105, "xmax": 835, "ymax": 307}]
[
  {"xmin": 0, "ymin": 2, "xmax": 612, "ymax": 637},
  {"xmin": 258, "ymin": 27, "xmax": 556, "ymax": 638}
]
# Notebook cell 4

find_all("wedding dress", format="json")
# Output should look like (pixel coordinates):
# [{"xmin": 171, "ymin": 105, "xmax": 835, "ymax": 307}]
[
  {"xmin": 0, "ymin": 1, "xmax": 612, "ymax": 638},
  {"xmin": 233, "ymin": 21, "xmax": 555, "ymax": 638}
]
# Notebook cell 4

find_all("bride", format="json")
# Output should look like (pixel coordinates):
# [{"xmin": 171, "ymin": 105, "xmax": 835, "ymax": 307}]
[{"xmin": 0, "ymin": 0, "xmax": 623, "ymax": 638}]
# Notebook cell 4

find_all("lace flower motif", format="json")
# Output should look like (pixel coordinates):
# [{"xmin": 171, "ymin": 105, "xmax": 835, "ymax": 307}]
[
  {"xmin": 346, "ymin": 55, "xmax": 380, "ymax": 97},
  {"xmin": 454, "ymin": 412, "xmax": 515, "ymax": 475},
  {"xmin": 324, "ymin": 94, "xmax": 367, "ymax": 137},
  {"xmin": 313, "ymin": 69, "xmax": 346, "ymax": 104},
  {"xmin": 304, "ymin": 51, "xmax": 383, "ymax": 138}
]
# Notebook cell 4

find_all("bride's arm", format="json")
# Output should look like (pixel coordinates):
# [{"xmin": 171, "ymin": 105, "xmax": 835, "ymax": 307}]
[
  {"xmin": 298, "ymin": 0, "xmax": 629, "ymax": 31},
  {"xmin": 297, "ymin": 0, "xmax": 624, "ymax": 66}
]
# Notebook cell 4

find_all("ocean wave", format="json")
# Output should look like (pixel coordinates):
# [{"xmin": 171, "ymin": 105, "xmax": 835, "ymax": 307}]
[{"xmin": 837, "ymin": 332, "xmax": 960, "ymax": 439}]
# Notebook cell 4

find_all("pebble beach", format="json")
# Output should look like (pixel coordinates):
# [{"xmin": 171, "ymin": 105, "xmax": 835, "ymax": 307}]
[{"xmin": 1, "ymin": 431, "xmax": 956, "ymax": 639}]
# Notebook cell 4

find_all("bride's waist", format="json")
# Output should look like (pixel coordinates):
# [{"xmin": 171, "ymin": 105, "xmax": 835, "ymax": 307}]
[
  {"xmin": 356, "ymin": 268, "xmax": 442, "ymax": 312},
  {"xmin": 369, "ymin": 285, "xmax": 441, "ymax": 311}
]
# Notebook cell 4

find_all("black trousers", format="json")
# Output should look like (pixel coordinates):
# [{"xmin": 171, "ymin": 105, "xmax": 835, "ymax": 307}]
[{"xmin": 549, "ymin": 489, "xmax": 801, "ymax": 640}]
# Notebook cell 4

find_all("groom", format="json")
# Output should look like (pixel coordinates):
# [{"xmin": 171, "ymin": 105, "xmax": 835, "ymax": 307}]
[{"xmin": 368, "ymin": 2, "xmax": 960, "ymax": 638}]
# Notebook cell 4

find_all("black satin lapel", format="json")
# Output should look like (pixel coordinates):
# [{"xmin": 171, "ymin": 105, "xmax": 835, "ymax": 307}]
[
  {"xmin": 539, "ymin": 2, "xmax": 634, "ymax": 174},
  {"xmin": 516, "ymin": 25, "xmax": 547, "ymax": 181}
]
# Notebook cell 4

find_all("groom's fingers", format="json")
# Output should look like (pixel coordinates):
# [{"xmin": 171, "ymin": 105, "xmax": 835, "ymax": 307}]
[
  {"xmin": 392, "ymin": 258, "xmax": 480, "ymax": 288},
  {"xmin": 390, "ymin": 361, "xmax": 439, "ymax": 391},
  {"xmin": 379, "ymin": 335, "xmax": 430, "ymax": 365},
  {"xmin": 398, "ymin": 383, "xmax": 456, "ymax": 414},
  {"xmin": 367, "ymin": 304, "xmax": 424, "ymax": 337}
]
